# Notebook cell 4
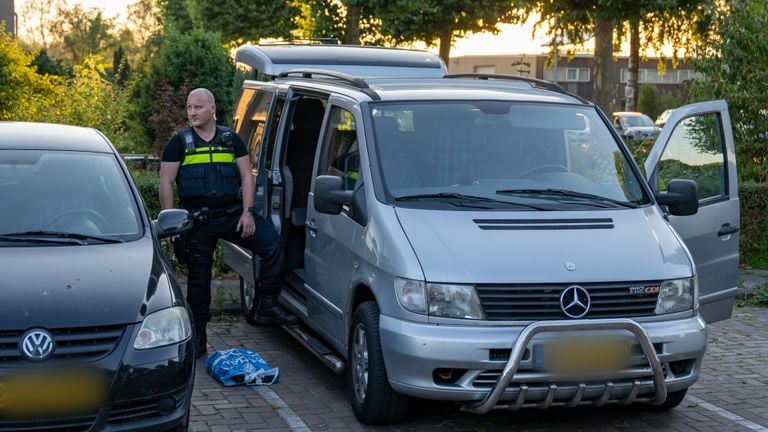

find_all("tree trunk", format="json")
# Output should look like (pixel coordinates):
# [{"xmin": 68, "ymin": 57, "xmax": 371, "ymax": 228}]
[
  {"xmin": 593, "ymin": 18, "xmax": 616, "ymax": 115},
  {"xmin": 626, "ymin": 19, "xmax": 640, "ymax": 111},
  {"xmin": 438, "ymin": 28, "xmax": 452, "ymax": 65},
  {"xmin": 343, "ymin": 5, "xmax": 361, "ymax": 45}
]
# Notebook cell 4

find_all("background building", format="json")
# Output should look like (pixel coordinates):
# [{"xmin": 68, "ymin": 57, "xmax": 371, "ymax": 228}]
[{"xmin": 449, "ymin": 53, "xmax": 700, "ymax": 111}]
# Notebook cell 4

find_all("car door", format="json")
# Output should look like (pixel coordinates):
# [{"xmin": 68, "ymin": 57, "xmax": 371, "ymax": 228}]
[
  {"xmin": 222, "ymin": 84, "xmax": 282, "ymax": 283},
  {"xmin": 644, "ymin": 100, "xmax": 739, "ymax": 323},
  {"xmin": 304, "ymin": 100, "xmax": 364, "ymax": 344}
]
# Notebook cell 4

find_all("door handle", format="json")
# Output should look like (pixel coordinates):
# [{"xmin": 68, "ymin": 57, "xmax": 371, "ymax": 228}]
[
  {"xmin": 306, "ymin": 219, "xmax": 318, "ymax": 233},
  {"xmin": 717, "ymin": 223, "xmax": 740, "ymax": 237}
]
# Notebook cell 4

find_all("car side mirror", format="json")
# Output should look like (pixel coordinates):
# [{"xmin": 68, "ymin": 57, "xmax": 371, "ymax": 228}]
[
  {"xmin": 314, "ymin": 175, "xmax": 353, "ymax": 215},
  {"xmin": 655, "ymin": 179, "xmax": 699, "ymax": 216},
  {"xmin": 154, "ymin": 209, "xmax": 193, "ymax": 238}
]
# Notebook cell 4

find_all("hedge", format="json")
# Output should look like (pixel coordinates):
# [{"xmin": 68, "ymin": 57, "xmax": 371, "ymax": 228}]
[{"xmin": 740, "ymin": 182, "xmax": 768, "ymax": 268}]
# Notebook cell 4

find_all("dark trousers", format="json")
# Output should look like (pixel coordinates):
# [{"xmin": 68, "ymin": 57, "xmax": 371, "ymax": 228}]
[{"xmin": 185, "ymin": 212, "xmax": 283, "ymax": 323}]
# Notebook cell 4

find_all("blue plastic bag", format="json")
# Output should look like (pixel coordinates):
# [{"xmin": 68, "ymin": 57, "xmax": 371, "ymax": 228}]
[{"xmin": 204, "ymin": 348, "xmax": 280, "ymax": 386}]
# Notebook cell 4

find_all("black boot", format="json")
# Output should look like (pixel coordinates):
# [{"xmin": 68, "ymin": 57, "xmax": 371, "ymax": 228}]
[
  {"xmin": 252, "ymin": 297, "xmax": 298, "ymax": 326},
  {"xmin": 194, "ymin": 321, "xmax": 208, "ymax": 357}
]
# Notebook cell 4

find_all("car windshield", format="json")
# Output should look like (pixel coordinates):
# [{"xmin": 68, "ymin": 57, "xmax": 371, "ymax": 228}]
[
  {"xmin": 0, "ymin": 150, "xmax": 142, "ymax": 243},
  {"xmin": 369, "ymin": 101, "xmax": 650, "ymax": 210},
  {"xmin": 623, "ymin": 114, "xmax": 654, "ymax": 127}
]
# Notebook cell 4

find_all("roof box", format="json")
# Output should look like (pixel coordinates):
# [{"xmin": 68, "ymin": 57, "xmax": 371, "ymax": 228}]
[{"xmin": 235, "ymin": 44, "xmax": 446, "ymax": 80}]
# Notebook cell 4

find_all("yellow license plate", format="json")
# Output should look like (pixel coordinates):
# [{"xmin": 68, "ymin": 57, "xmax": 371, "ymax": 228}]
[
  {"xmin": 0, "ymin": 370, "xmax": 106, "ymax": 417},
  {"xmin": 536, "ymin": 340, "xmax": 630, "ymax": 373}
]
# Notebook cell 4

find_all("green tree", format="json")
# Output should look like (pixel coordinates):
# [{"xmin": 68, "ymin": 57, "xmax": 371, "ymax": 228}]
[
  {"xmin": 50, "ymin": 4, "xmax": 118, "ymax": 65},
  {"xmin": 133, "ymin": 28, "xmax": 238, "ymax": 155},
  {"xmin": 372, "ymin": 0, "xmax": 517, "ymax": 63},
  {"xmin": 157, "ymin": 0, "xmax": 193, "ymax": 31},
  {"xmin": 688, "ymin": 0, "xmax": 768, "ymax": 182},
  {"xmin": 0, "ymin": 33, "xmax": 59, "ymax": 121},
  {"xmin": 187, "ymin": 0, "xmax": 298, "ymax": 46},
  {"xmin": 637, "ymin": 83, "xmax": 658, "ymax": 118},
  {"xmin": 515, "ymin": 0, "xmax": 714, "ymax": 114},
  {"xmin": 295, "ymin": 0, "xmax": 346, "ymax": 41}
]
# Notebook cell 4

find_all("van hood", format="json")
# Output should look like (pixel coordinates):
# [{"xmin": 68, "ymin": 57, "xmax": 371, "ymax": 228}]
[
  {"xmin": 395, "ymin": 207, "xmax": 693, "ymax": 284},
  {"xmin": 0, "ymin": 237, "xmax": 177, "ymax": 329}
]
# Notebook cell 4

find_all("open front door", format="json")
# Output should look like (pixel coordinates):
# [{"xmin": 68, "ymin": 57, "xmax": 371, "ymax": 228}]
[{"xmin": 645, "ymin": 100, "xmax": 740, "ymax": 323}]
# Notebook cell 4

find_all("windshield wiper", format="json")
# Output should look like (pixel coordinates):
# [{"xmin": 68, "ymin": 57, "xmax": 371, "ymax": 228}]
[
  {"xmin": 496, "ymin": 189, "xmax": 639, "ymax": 209},
  {"xmin": 394, "ymin": 192, "xmax": 551, "ymax": 210},
  {"xmin": 0, "ymin": 230, "xmax": 123, "ymax": 244},
  {"xmin": 395, "ymin": 192, "xmax": 500, "ymax": 202}
]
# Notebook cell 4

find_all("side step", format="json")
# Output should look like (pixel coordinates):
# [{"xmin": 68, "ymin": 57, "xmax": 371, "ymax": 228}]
[{"xmin": 283, "ymin": 323, "xmax": 346, "ymax": 374}]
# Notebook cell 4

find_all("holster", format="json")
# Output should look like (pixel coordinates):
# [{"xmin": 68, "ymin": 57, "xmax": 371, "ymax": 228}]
[{"xmin": 173, "ymin": 234, "xmax": 191, "ymax": 265}]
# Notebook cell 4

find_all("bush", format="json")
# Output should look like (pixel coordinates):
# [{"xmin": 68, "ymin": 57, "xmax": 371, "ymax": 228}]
[
  {"xmin": 131, "ymin": 28, "xmax": 238, "ymax": 156},
  {"xmin": 740, "ymin": 182, "xmax": 768, "ymax": 268}
]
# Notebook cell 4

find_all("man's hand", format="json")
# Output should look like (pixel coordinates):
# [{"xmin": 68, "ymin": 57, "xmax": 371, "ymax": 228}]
[{"xmin": 237, "ymin": 211, "xmax": 255, "ymax": 238}]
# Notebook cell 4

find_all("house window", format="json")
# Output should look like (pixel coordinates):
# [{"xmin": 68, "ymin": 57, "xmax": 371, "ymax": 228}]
[
  {"xmin": 543, "ymin": 67, "xmax": 590, "ymax": 82},
  {"xmin": 474, "ymin": 65, "xmax": 496, "ymax": 74}
]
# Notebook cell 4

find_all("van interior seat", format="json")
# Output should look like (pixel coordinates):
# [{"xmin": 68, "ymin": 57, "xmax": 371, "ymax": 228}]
[{"xmin": 284, "ymin": 98, "xmax": 325, "ymax": 226}]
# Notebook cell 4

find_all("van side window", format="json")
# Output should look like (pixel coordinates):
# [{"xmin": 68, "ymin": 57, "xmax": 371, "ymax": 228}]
[
  {"xmin": 234, "ymin": 88, "xmax": 274, "ymax": 169},
  {"xmin": 318, "ymin": 107, "xmax": 358, "ymax": 190},
  {"xmin": 657, "ymin": 113, "xmax": 726, "ymax": 203}
]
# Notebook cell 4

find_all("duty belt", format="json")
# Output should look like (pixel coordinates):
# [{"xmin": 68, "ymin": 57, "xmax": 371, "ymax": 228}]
[{"xmin": 185, "ymin": 203, "xmax": 242, "ymax": 222}]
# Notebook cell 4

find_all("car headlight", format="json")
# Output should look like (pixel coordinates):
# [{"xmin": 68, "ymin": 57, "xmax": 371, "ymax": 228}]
[
  {"xmin": 655, "ymin": 277, "xmax": 696, "ymax": 315},
  {"xmin": 134, "ymin": 306, "xmax": 192, "ymax": 350},
  {"xmin": 395, "ymin": 277, "xmax": 485, "ymax": 319}
]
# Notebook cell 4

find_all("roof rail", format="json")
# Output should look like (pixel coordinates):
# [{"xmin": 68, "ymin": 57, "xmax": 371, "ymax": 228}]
[
  {"xmin": 277, "ymin": 68, "xmax": 381, "ymax": 100},
  {"xmin": 445, "ymin": 73, "xmax": 569, "ymax": 95},
  {"xmin": 259, "ymin": 38, "xmax": 340, "ymax": 45}
]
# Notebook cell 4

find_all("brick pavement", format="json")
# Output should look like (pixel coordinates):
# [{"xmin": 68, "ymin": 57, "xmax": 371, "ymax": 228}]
[{"xmin": 191, "ymin": 306, "xmax": 768, "ymax": 432}]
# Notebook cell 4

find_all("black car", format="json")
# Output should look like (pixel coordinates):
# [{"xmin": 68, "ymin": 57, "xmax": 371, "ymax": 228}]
[{"xmin": 0, "ymin": 122, "xmax": 195, "ymax": 431}]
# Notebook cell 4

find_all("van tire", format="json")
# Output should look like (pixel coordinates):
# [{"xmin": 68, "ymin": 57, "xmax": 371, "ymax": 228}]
[
  {"xmin": 649, "ymin": 388, "xmax": 688, "ymax": 411},
  {"xmin": 240, "ymin": 277, "xmax": 257, "ymax": 324},
  {"xmin": 347, "ymin": 302, "xmax": 409, "ymax": 424}
]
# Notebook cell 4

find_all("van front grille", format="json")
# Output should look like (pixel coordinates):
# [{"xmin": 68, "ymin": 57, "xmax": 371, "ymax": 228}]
[{"xmin": 477, "ymin": 282, "xmax": 659, "ymax": 321}]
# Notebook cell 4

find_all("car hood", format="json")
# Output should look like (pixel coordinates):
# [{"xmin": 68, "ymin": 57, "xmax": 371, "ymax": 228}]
[
  {"xmin": 0, "ymin": 237, "xmax": 180, "ymax": 329},
  {"xmin": 395, "ymin": 207, "xmax": 693, "ymax": 284}
]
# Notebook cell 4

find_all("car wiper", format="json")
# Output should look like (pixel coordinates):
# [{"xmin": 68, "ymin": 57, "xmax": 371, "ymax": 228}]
[
  {"xmin": 395, "ymin": 192, "xmax": 500, "ymax": 202},
  {"xmin": 0, "ymin": 230, "xmax": 123, "ymax": 244},
  {"xmin": 496, "ymin": 189, "xmax": 639, "ymax": 209},
  {"xmin": 395, "ymin": 192, "xmax": 551, "ymax": 210}
]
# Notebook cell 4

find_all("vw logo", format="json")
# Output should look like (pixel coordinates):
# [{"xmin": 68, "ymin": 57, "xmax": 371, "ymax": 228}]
[
  {"xmin": 560, "ymin": 285, "xmax": 590, "ymax": 318},
  {"xmin": 20, "ymin": 328, "xmax": 55, "ymax": 361}
]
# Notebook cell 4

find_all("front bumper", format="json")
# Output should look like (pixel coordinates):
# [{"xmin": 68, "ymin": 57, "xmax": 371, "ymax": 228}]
[
  {"xmin": 380, "ymin": 314, "xmax": 706, "ymax": 413},
  {"xmin": 0, "ymin": 324, "xmax": 195, "ymax": 431}
]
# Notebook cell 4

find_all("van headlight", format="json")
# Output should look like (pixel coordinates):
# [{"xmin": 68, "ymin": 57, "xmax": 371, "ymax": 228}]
[
  {"xmin": 395, "ymin": 277, "xmax": 485, "ymax": 319},
  {"xmin": 655, "ymin": 277, "xmax": 696, "ymax": 315},
  {"xmin": 133, "ymin": 306, "xmax": 192, "ymax": 349}
]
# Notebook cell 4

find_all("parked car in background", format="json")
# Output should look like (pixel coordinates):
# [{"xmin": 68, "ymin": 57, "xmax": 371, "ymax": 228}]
[
  {"xmin": 613, "ymin": 111, "xmax": 662, "ymax": 140},
  {"xmin": 0, "ymin": 122, "xmax": 195, "ymax": 431},
  {"xmin": 655, "ymin": 108, "xmax": 676, "ymax": 128}
]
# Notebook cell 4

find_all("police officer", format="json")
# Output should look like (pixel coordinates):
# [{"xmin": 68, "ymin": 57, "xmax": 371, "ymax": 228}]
[{"xmin": 159, "ymin": 88, "xmax": 297, "ymax": 357}]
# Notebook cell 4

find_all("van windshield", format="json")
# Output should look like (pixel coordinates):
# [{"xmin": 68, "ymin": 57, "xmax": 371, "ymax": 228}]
[
  {"xmin": 370, "ymin": 102, "xmax": 651, "ymax": 210},
  {"xmin": 0, "ymin": 150, "xmax": 142, "ymax": 243}
]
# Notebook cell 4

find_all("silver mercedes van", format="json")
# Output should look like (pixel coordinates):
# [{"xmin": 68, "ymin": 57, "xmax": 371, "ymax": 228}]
[{"xmin": 222, "ymin": 45, "xmax": 739, "ymax": 424}]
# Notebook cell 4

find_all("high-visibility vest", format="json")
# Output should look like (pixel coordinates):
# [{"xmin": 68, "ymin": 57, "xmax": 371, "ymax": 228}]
[{"xmin": 177, "ymin": 126, "xmax": 241, "ymax": 201}]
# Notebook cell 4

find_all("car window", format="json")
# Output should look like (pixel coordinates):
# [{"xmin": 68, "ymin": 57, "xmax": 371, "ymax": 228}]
[
  {"xmin": 657, "ymin": 113, "xmax": 727, "ymax": 202},
  {"xmin": 371, "ymin": 101, "xmax": 650, "ymax": 209},
  {"xmin": 0, "ymin": 150, "xmax": 142, "ymax": 241},
  {"xmin": 318, "ymin": 106, "xmax": 359, "ymax": 191}
]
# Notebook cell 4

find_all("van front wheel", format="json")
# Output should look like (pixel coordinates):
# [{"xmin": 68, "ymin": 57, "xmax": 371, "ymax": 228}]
[{"xmin": 347, "ymin": 302, "xmax": 409, "ymax": 424}]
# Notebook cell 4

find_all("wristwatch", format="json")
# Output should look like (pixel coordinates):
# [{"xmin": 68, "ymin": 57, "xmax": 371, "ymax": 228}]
[{"xmin": 245, "ymin": 206, "xmax": 256, "ymax": 214}]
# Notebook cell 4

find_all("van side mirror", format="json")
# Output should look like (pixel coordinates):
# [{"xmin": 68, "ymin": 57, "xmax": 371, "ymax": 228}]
[
  {"xmin": 314, "ymin": 175, "xmax": 353, "ymax": 215},
  {"xmin": 154, "ymin": 209, "xmax": 193, "ymax": 238},
  {"xmin": 655, "ymin": 179, "xmax": 698, "ymax": 216}
]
